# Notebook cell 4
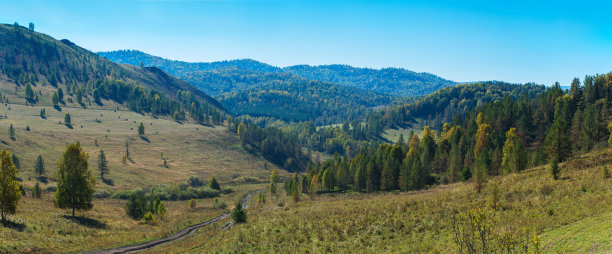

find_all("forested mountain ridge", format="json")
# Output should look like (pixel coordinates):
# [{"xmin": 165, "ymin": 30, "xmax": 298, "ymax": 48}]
[
  {"xmin": 0, "ymin": 23, "xmax": 225, "ymax": 124},
  {"xmin": 98, "ymin": 50, "xmax": 456, "ymax": 97},
  {"xmin": 217, "ymin": 74, "xmax": 393, "ymax": 125},
  {"xmin": 100, "ymin": 50, "xmax": 396, "ymax": 125},
  {"xmin": 376, "ymin": 81, "xmax": 547, "ymax": 130},
  {"xmin": 283, "ymin": 64, "xmax": 456, "ymax": 97}
]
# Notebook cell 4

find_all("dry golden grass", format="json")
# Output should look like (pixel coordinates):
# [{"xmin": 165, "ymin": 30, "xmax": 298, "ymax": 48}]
[{"xmin": 0, "ymin": 183, "xmax": 263, "ymax": 253}]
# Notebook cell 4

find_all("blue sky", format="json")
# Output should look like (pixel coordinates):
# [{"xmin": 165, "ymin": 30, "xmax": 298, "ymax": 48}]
[{"xmin": 3, "ymin": 0, "xmax": 612, "ymax": 85}]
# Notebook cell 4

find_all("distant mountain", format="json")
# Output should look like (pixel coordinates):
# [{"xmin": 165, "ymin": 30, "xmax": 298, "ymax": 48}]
[
  {"xmin": 216, "ymin": 73, "xmax": 393, "ymax": 124},
  {"xmin": 0, "ymin": 24, "xmax": 225, "ymax": 124},
  {"xmin": 284, "ymin": 65, "xmax": 456, "ymax": 97},
  {"xmin": 100, "ymin": 50, "xmax": 398, "ymax": 124},
  {"xmin": 98, "ymin": 50, "xmax": 456, "ymax": 97}
]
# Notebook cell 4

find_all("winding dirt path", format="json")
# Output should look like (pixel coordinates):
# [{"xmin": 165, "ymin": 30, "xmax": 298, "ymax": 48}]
[{"xmin": 91, "ymin": 190, "xmax": 259, "ymax": 254}]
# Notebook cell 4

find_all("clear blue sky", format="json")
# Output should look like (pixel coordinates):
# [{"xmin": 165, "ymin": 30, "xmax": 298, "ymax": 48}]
[{"xmin": 3, "ymin": 0, "xmax": 612, "ymax": 85}]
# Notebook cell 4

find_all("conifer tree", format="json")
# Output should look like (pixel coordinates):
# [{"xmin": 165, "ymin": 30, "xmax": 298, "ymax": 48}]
[
  {"xmin": 33, "ymin": 182, "xmax": 42, "ymax": 199},
  {"xmin": 473, "ymin": 123, "xmax": 492, "ymax": 193},
  {"xmin": 409, "ymin": 151, "xmax": 426, "ymax": 190},
  {"xmin": 291, "ymin": 181, "xmax": 300, "ymax": 202},
  {"xmin": 209, "ymin": 176, "xmax": 220, "ymax": 190},
  {"xmin": 64, "ymin": 113, "xmax": 71, "ymax": 126},
  {"xmin": 545, "ymin": 95, "xmax": 573, "ymax": 162},
  {"xmin": 310, "ymin": 174, "xmax": 319, "ymax": 200},
  {"xmin": 137, "ymin": 122, "xmax": 145, "ymax": 136},
  {"xmin": 8, "ymin": 124, "xmax": 15, "ymax": 140},
  {"xmin": 231, "ymin": 202, "xmax": 247, "ymax": 223},
  {"xmin": 34, "ymin": 155, "xmax": 45, "ymax": 177},
  {"xmin": 0, "ymin": 149, "xmax": 21, "ymax": 223},
  {"xmin": 322, "ymin": 169, "xmax": 334, "ymax": 192},
  {"xmin": 98, "ymin": 150, "xmax": 109, "ymax": 181},
  {"xmin": 354, "ymin": 163, "xmax": 366, "ymax": 192},
  {"xmin": 54, "ymin": 143, "xmax": 95, "ymax": 217},
  {"xmin": 608, "ymin": 121, "xmax": 612, "ymax": 147},
  {"xmin": 501, "ymin": 128, "xmax": 528, "ymax": 174},
  {"xmin": 420, "ymin": 126, "xmax": 437, "ymax": 171}
]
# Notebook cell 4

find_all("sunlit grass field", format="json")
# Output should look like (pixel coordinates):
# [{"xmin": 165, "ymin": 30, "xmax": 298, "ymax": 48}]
[
  {"xmin": 193, "ymin": 149, "xmax": 612, "ymax": 253},
  {"xmin": 0, "ymin": 102, "xmax": 279, "ymax": 253}
]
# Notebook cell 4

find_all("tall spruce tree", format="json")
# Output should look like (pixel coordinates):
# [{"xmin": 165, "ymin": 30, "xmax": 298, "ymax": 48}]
[
  {"xmin": 34, "ymin": 155, "xmax": 45, "ymax": 177},
  {"xmin": 544, "ymin": 95, "xmax": 573, "ymax": 162}
]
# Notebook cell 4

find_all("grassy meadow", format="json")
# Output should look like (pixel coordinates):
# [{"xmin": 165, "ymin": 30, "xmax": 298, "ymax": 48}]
[
  {"xmin": 191, "ymin": 149, "xmax": 612, "ymax": 253},
  {"xmin": 0, "ymin": 101, "xmax": 278, "ymax": 253}
]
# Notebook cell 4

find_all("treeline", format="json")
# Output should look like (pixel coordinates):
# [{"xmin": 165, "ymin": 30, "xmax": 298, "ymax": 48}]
[
  {"xmin": 227, "ymin": 117, "xmax": 310, "ymax": 171},
  {"xmin": 294, "ymin": 73, "xmax": 612, "ymax": 194}
]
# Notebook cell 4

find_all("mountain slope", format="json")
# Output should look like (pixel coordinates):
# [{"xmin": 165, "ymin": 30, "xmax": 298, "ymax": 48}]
[
  {"xmin": 98, "ymin": 50, "xmax": 456, "ymax": 97},
  {"xmin": 0, "ymin": 24, "xmax": 225, "ymax": 123},
  {"xmin": 284, "ymin": 64, "xmax": 456, "ymax": 97}
]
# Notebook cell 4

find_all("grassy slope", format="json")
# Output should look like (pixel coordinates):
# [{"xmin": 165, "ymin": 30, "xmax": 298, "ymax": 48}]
[
  {"xmin": 190, "ymin": 149, "xmax": 612, "ymax": 253},
  {"xmin": 0, "ymin": 103, "xmax": 273, "ymax": 189},
  {"xmin": 0, "ymin": 102, "xmax": 282, "ymax": 253}
]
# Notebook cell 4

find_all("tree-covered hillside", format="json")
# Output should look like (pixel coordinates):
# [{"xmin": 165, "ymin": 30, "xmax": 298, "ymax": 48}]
[
  {"xmin": 98, "ymin": 50, "xmax": 456, "ymax": 97},
  {"xmin": 218, "ymin": 76, "xmax": 392, "ymax": 125},
  {"xmin": 0, "ymin": 23, "xmax": 225, "ymax": 124},
  {"xmin": 284, "ymin": 64, "xmax": 456, "ymax": 97}
]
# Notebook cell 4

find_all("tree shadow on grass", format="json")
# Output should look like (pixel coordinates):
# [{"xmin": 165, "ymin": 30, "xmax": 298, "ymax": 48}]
[
  {"xmin": 62, "ymin": 215, "xmax": 107, "ymax": 229},
  {"xmin": 102, "ymin": 178, "xmax": 114, "ymax": 186},
  {"xmin": 2, "ymin": 220, "xmax": 26, "ymax": 231},
  {"xmin": 139, "ymin": 136, "xmax": 150, "ymax": 143}
]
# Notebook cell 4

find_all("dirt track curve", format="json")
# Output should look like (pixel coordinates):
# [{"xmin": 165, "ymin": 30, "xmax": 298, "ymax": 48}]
[{"xmin": 90, "ymin": 190, "xmax": 260, "ymax": 254}]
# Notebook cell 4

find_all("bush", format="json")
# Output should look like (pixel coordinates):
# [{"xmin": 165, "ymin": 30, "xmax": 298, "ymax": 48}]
[
  {"xmin": 221, "ymin": 187, "xmax": 235, "ymax": 194},
  {"xmin": 125, "ymin": 191, "xmax": 148, "ymax": 219},
  {"xmin": 213, "ymin": 198, "xmax": 227, "ymax": 209},
  {"xmin": 111, "ymin": 188, "xmax": 143, "ymax": 200},
  {"xmin": 93, "ymin": 189, "xmax": 113, "ymax": 199},
  {"xmin": 188, "ymin": 176, "xmax": 204, "ymax": 187},
  {"xmin": 189, "ymin": 198, "xmax": 196, "ymax": 208},
  {"xmin": 143, "ymin": 212, "xmax": 154, "ymax": 223},
  {"xmin": 46, "ymin": 185, "xmax": 57, "ymax": 192},
  {"xmin": 603, "ymin": 165, "xmax": 610, "ymax": 178}
]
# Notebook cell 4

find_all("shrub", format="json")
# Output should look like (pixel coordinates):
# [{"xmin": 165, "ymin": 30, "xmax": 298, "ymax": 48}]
[
  {"xmin": 189, "ymin": 198, "xmax": 196, "ymax": 208},
  {"xmin": 111, "ymin": 188, "xmax": 143, "ymax": 200},
  {"xmin": 603, "ymin": 165, "xmax": 610, "ymax": 178},
  {"xmin": 143, "ymin": 212, "xmax": 154, "ymax": 223},
  {"xmin": 46, "ymin": 185, "xmax": 57, "ymax": 192},
  {"xmin": 125, "ymin": 191, "xmax": 148, "ymax": 219},
  {"xmin": 188, "ymin": 176, "xmax": 204, "ymax": 187},
  {"xmin": 93, "ymin": 189, "xmax": 113, "ymax": 199},
  {"xmin": 213, "ymin": 198, "xmax": 227, "ymax": 209},
  {"xmin": 221, "ymin": 187, "xmax": 235, "ymax": 194}
]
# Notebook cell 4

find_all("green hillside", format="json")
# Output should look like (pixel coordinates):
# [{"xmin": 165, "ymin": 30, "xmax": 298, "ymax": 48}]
[{"xmin": 0, "ymin": 24, "xmax": 225, "ymax": 124}]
